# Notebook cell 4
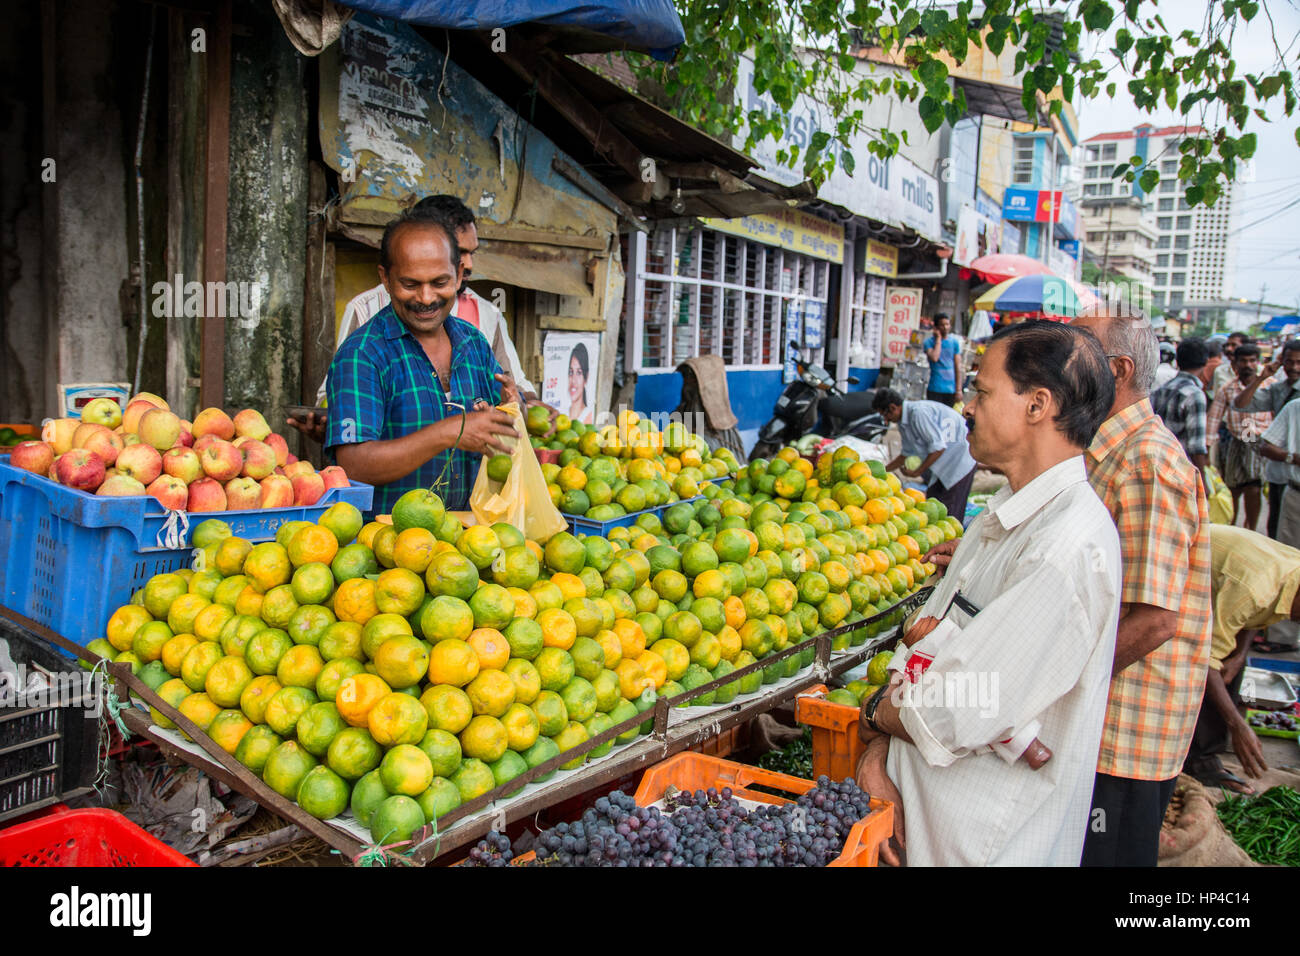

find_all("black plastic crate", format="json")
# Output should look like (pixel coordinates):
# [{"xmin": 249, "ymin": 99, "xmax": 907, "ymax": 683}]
[{"xmin": 0, "ymin": 616, "xmax": 100, "ymax": 824}]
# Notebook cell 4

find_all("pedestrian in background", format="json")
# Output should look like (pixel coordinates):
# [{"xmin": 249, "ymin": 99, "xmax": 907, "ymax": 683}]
[
  {"xmin": 1207, "ymin": 343, "xmax": 1272, "ymax": 532},
  {"xmin": 1233, "ymin": 338, "xmax": 1300, "ymax": 539},
  {"xmin": 1151, "ymin": 338, "xmax": 1210, "ymax": 469},
  {"xmin": 923, "ymin": 313, "xmax": 963, "ymax": 406}
]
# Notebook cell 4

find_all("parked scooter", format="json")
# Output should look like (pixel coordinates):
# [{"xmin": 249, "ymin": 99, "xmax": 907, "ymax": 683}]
[{"xmin": 749, "ymin": 344, "xmax": 888, "ymax": 461}]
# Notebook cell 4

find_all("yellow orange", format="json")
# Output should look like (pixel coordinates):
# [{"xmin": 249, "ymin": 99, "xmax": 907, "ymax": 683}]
[
  {"xmin": 392, "ymin": 528, "xmax": 437, "ymax": 572},
  {"xmin": 335, "ymin": 673, "xmax": 391, "ymax": 727},
  {"xmin": 636, "ymin": 651, "xmax": 667, "ymax": 689},
  {"xmin": 287, "ymin": 525, "xmax": 339, "ymax": 568},
  {"xmin": 333, "ymin": 578, "xmax": 379, "ymax": 625},
  {"xmin": 537, "ymin": 607, "xmax": 577, "ymax": 650},
  {"xmin": 243, "ymin": 542, "xmax": 292, "ymax": 592},
  {"xmin": 722, "ymin": 595, "xmax": 746, "ymax": 630},
  {"xmin": 611, "ymin": 618, "xmax": 646, "ymax": 660},
  {"xmin": 467, "ymin": 628, "xmax": 510, "ymax": 670},
  {"xmin": 550, "ymin": 572, "xmax": 586, "ymax": 601}
]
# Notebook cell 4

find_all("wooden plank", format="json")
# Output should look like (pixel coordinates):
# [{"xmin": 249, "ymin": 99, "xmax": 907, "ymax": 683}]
[
  {"xmin": 200, "ymin": 0, "xmax": 231, "ymax": 409},
  {"xmin": 300, "ymin": 162, "xmax": 333, "ymax": 462},
  {"xmin": 494, "ymin": 42, "xmax": 647, "ymax": 183},
  {"xmin": 550, "ymin": 155, "xmax": 649, "ymax": 233},
  {"xmin": 475, "ymin": 222, "xmax": 608, "ymax": 251},
  {"xmin": 537, "ymin": 314, "xmax": 606, "ymax": 332}
]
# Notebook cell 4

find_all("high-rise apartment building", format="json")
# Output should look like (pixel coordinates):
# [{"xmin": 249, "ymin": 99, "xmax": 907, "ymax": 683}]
[{"xmin": 1077, "ymin": 124, "xmax": 1237, "ymax": 312}]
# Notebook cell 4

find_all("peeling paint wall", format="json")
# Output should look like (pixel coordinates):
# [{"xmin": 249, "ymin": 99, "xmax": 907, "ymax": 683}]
[{"xmin": 222, "ymin": 0, "xmax": 308, "ymax": 418}]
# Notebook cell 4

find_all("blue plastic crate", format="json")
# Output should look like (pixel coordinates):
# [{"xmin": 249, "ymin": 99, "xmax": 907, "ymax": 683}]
[
  {"xmin": 0, "ymin": 461, "xmax": 372, "ymax": 646},
  {"xmin": 566, "ymin": 495, "xmax": 706, "ymax": 537}
]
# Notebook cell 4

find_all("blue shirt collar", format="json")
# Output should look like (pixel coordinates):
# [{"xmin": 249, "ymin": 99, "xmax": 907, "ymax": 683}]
[{"xmin": 376, "ymin": 304, "xmax": 476, "ymax": 347}]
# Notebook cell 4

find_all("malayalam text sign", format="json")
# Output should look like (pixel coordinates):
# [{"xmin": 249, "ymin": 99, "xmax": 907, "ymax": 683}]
[{"xmin": 882, "ymin": 287, "xmax": 923, "ymax": 367}]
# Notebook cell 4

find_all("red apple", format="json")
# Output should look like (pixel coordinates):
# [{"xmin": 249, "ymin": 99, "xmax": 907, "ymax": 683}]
[
  {"xmin": 224, "ymin": 476, "xmax": 263, "ymax": 510},
  {"xmin": 291, "ymin": 473, "xmax": 325, "ymax": 506},
  {"xmin": 138, "ymin": 408, "xmax": 181, "ymax": 451},
  {"xmin": 192, "ymin": 433, "xmax": 219, "ymax": 455},
  {"xmin": 233, "ymin": 408, "xmax": 272, "ymax": 441},
  {"xmin": 96, "ymin": 474, "xmax": 147, "ymax": 497},
  {"xmin": 192, "ymin": 407, "xmax": 235, "ymax": 441},
  {"xmin": 283, "ymin": 460, "xmax": 315, "ymax": 480},
  {"xmin": 116, "ymin": 443, "xmax": 163, "ymax": 485},
  {"xmin": 200, "ymin": 439, "xmax": 243, "ymax": 482},
  {"xmin": 80, "ymin": 397, "xmax": 123, "ymax": 429},
  {"xmin": 320, "ymin": 465, "xmax": 350, "ymax": 490},
  {"xmin": 82, "ymin": 428, "xmax": 124, "ymax": 467},
  {"xmin": 9, "ymin": 441, "xmax": 54, "ymax": 476},
  {"xmin": 122, "ymin": 400, "xmax": 157, "ymax": 434},
  {"xmin": 162, "ymin": 447, "xmax": 203, "ymax": 484},
  {"xmin": 187, "ymin": 477, "xmax": 228, "ymax": 512},
  {"xmin": 286, "ymin": 452, "xmax": 299, "ymax": 465},
  {"xmin": 240, "ymin": 439, "xmax": 277, "ymax": 480},
  {"xmin": 265, "ymin": 433, "xmax": 289, "ymax": 467},
  {"xmin": 259, "ymin": 475, "xmax": 294, "ymax": 508},
  {"xmin": 55, "ymin": 449, "xmax": 106, "ymax": 492},
  {"xmin": 146, "ymin": 475, "xmax": 189, "ymax": 510},
  {"xmin": 176, "ymin": 421, "xmax": 194, "ymax": 448},
  {"xmin": 128, "ymin": 391, "xmax": 169, "ymax": 411}
]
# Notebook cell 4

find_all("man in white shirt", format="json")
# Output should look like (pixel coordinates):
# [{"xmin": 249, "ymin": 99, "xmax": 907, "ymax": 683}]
[
  {"xmin": 293, "ymin": 195, "xmax": 544, "ymax": 439},
  {"xmin": 856, "ymin": 320, "xmax": 1122, "ymax": 866},
  {"xmin": 1258, "ymin": 401, "xmax": 1300, "ymax": 648}
]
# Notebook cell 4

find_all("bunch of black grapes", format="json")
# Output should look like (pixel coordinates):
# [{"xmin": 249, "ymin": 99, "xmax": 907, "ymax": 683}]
[{"xmin": 465, "ymin": 776, "xmax": 872, "ymax": 867}]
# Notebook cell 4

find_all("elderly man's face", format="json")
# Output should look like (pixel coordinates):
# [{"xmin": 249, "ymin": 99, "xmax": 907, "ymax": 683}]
[{"xmin": 964, "ymin": 339, "xmax": 1030, "ymax": 470}]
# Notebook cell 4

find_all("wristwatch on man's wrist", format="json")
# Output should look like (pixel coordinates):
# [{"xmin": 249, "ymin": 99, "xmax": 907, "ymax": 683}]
[{"xmin": 862, "ymin": 684, "xmax": 891, "ymax": 734}]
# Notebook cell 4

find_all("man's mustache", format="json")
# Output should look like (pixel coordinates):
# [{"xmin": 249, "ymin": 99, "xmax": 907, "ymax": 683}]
[{"xmin": 407, "ymin": 297, "xmax": 450, "ymax": 314}]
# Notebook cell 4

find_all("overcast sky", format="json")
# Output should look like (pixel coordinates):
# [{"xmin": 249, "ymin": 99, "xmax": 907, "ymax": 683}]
[{"xmin": 1073, "ymin": 0, "xmax": 1300, "ymax": 313}]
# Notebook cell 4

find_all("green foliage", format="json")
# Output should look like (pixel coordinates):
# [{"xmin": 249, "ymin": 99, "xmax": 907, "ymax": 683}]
[{"xmin": 627, "ymin": 1, "xmax": 1295, "ymax": 204}]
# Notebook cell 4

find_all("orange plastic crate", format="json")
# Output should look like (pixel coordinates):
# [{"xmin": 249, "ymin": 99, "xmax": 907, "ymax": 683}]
[
  {"xmin": 795, "ymin": 684, "xmax": 865, "ymax": 784},
  {"xmin": 634, "ymin": 752, "xmax": 893, "ymax": 867}
]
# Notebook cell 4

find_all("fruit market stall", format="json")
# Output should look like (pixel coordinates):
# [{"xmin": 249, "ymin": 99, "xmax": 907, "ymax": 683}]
[{"xmin": 1, "ymin": 401, "xmax": 956, "ymax": 865}]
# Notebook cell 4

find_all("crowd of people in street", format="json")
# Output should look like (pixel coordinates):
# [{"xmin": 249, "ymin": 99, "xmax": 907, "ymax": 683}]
[{"xmin": 859, "ymin": 306, "xmax": 1300, "ymax": 866}]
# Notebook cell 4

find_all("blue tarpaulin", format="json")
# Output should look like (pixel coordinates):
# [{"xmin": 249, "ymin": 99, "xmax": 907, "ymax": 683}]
[
  {"xmin": 1265, "ymin": 315, "xmax": 1300, "ymax": 332},
  {"xmin": 336, "ymin": 1, "xmax": 684, "ymax": 58}
]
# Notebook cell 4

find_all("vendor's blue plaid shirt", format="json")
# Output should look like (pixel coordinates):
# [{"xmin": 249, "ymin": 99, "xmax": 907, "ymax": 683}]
[
  {"xmin": 1151, "ymin": 371, "xmax": 1208, "ymax": 459},
  {"xmin": 325, "ymin": 305, "xmax": 502, "ymax": 514}
]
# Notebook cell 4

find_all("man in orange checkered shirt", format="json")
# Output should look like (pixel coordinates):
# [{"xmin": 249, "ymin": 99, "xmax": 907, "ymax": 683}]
[{"xmin": 1072, "ymin": 308, "xmax": 1213, "ymax": 867}]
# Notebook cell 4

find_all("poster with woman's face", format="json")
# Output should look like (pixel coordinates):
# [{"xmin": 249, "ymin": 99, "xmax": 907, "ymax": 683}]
[{"xmin": 541, "ymin": 332, "xmax": 601, "ymax": 425}]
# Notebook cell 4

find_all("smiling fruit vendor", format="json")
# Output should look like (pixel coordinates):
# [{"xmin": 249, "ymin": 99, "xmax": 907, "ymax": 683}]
[{"xmin": 324, "ymin": 208, "xmax": 520, "ymax": 514}]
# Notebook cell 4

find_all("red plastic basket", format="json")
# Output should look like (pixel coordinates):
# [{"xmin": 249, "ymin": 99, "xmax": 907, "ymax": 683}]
[{"xmin": 0, "ymin": 807, "xmax": 196, "ymax": 866}]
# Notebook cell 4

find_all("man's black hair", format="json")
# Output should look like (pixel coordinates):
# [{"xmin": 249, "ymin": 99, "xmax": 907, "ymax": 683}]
[
  {"xmin": 410, "ymin": 194, "xmax": 477, "ymax": 233},
  {"xmin": 1234, "ymin": 343, "xmax": 1261, "ymax": 362},
  {"xmin": 379, "ymin": 211, "xmax": 461, "ymax": 274},
  {"xmin": 990, "ymin": 320, "xmax": 1115, "ymax": 448},
  {"xmin": 1282, "ymin": 339, "xmax": 1300, "ymax": 359},
  {"xmin": 1175, "ymin": 337, "xmax": 1209, "ymax": 372},
  {"xmin": 872, "ymin": 388, "xmax": 905, "ymax": 413}
]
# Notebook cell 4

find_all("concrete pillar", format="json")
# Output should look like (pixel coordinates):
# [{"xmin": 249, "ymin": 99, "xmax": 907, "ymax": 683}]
[{"xmin": 222, "ymin": 0, "xmax": 308, "ymax": 419}]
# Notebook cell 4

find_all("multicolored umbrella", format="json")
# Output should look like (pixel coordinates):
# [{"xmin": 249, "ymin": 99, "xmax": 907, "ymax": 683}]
[
  {"xmin": 973, "ymin": 274, "xmax": 1097, "ymax": 320},
  {"xmin": 965, "ymin": 253, "xmax": 1053, "ymax": 284}
]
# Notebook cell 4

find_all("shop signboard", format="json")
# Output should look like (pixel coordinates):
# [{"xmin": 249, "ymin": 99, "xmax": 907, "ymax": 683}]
[{"xmin": 881, "ymin": 287, "xmax": 923, "ymax": 367}]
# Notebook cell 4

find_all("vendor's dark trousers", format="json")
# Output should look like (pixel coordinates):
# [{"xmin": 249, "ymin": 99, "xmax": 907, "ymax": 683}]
[
  {"xmin": 927, "ymin": 466, "xmax": 975, "ymax": 524},
  {"xmin": 926, "ymin": 390, "xmax": 956, "ymax": 407},
  {"xmin": 1080, "ymin": 772, "xmax": 1179, "ymax": 867},
  {"xmin": 1268, "ymin": 482, "xmax": 1287, "ymax": 539}
]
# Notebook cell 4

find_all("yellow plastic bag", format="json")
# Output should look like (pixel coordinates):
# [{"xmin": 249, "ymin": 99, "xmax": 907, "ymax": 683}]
[
  {"xmin": 468, "ymin": 402, "xmax": 567, "ymax": 543},
  {"xmin": 1203, "ymin": 465, "xmax": 1235, "ymax": 526}
]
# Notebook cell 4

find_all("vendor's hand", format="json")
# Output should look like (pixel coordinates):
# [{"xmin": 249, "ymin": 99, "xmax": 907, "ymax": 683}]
[
  {"xmin": 921, "ymin": 539, "xmax": 959, "ymax": 578},
  {"xmin": 901, "ymin": 467, "xmax": 923, "ymax": 479},
  {"xmin": 287, "ymin": 410, "xmax": 328, "ymax": 445},
  {"xmin": 495, "ymin": 372, "xmax": 522, "ymax": 409},
  {"xmin": 1230, "ymin": 715, "xmax": 1269, "ymax": 779},
  {"xmin": 855, "ymin": 736, "xmax": 905, "ymax": 865},
  {"xmin": 456, "ymin": 407, "xmax": 520, "ymax": 456}
]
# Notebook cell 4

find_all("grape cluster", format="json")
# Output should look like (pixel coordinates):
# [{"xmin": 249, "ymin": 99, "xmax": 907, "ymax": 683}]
[
  {"xmin": 463, "ymin": 832, "xmax": 514, "ymax": 867},
  {"xmin": 520, "ymin": 776, "xmax": 871, "ymax": 867}
]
